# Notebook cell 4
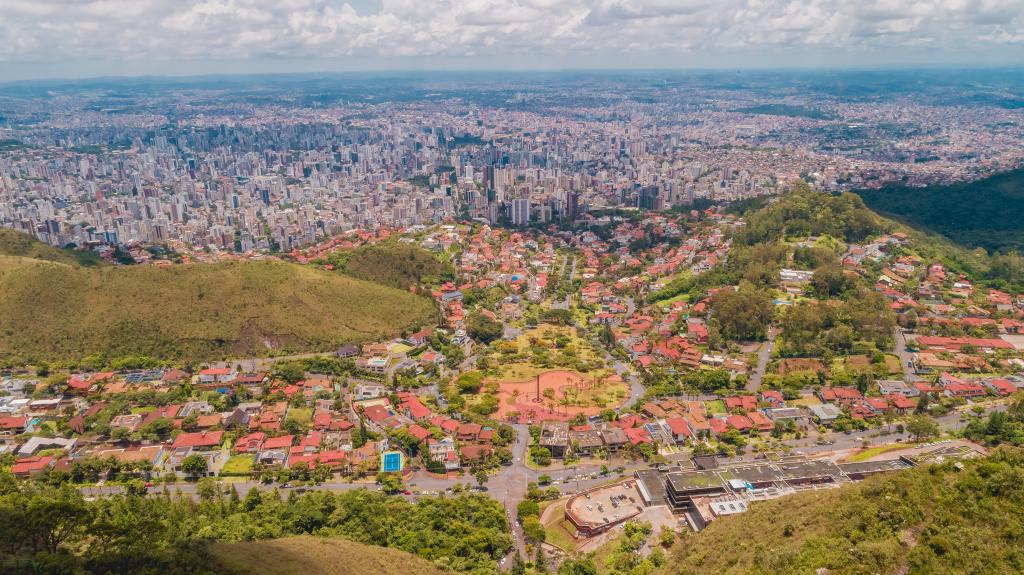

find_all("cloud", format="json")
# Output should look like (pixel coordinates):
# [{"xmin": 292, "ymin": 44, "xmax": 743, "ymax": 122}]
[{"xmin": 0, "ymin": 0, "xmax": 1021, "ymax": 70}]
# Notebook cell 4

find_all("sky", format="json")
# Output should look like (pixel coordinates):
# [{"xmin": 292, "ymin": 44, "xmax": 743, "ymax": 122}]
[{"xmin": 1, "ymin": 0, "xmax": 1022, "ymax": 81}]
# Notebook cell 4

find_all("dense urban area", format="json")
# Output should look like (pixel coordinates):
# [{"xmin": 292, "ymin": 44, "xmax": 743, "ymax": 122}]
[{"xmin": 2, "ymin": 71, "xmax": 1024, "ymax": 575}]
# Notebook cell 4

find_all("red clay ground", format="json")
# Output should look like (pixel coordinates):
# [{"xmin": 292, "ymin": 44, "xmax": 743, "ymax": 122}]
[{"xmin": 492, "ymin": 369, "xmax": 629, "ymax": 423}]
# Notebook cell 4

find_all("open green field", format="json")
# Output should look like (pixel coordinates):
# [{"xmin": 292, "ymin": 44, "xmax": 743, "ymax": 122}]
[
  {"xmin": 220, "ymin": 455, "xmax": 255, "ymax": 476},
  {"xmin": 0, "ymin": 251, "xmax": 434, "ymax": 364},
  {"xmin": 841, "ymin": 444, "xmax": 908, "ymax": 463},
  {"xmin": 705, "ymin": 400, "xmax": 727, "ymax": 414},
  {"xmin": 211, "ymin": 535, "xmax": 446, "ymax": 575}
]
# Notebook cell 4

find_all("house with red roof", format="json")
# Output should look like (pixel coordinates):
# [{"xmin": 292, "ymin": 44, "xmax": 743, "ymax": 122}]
[
  {"xmin": 724, "ymin": 395, "xmax": 758, "ymax": 412},
  {"xmin": 726, "ymin": 414, "xmax": 754, "ymax": 432},
  {"xmin": 12, "ymin": 455, "xmax": 54, "ymax": 477},
  {"xmin": 760, "ymin": 390, "xmax": 785, "ymax": 407},
  {"xmin": 407, "ymin": 424, "xmax": 432, "ymax": 442},
  {"xmin": 0, "ymin": 416, "xmax": 28, "ymax": 436},
  {"xmin": 623, "ymin": 427, "xmax": 652, "ymax": 445},
  {"xmin": 708, "ymin": 418, "xmax": 728, "ymax": 435},
  {"xmin": 198, "ymin": 368, "xmax": 235, "ymax": 383},
  {"xmin": 747, "ymin": 411, "xmax": 773, "ymax": 432},
  {"xmin": 665, "ymin": 417, "xmax": 691, "ymax": 443},
  {"xmin": 172, "ymin": 430, "xmax": 223, "ymax": 450},
  {"xmin": 985, "ymin": 378, "xmax": 1018, "ymax": 396},
  {"xmin": 818, "ymin": 387, "xmax": 863, "ymax": 405},
  {"xmin": 234, "ymin": 432, "xmax": 265, "ymax": 453},
  {"xmin": 67, "ymin": 371, "xmax": 115, "ymax": 394}
]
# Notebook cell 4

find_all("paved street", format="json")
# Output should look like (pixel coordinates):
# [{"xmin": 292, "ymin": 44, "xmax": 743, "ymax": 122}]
[
  {"xmin": 893, "ymin": 327, "xmax": 920, "ymax": 383},
  {"xmin": 747, "ymin": 326, "xmax": 777, "ymax": 392}
]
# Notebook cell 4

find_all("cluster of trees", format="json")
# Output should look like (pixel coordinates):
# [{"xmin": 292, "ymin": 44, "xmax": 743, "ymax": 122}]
[
  {"xmin": 467, "ymin": 312, "xmax": 503, "ymax": 344},
  {"xmin": 738, "ymin": 182, "xmax": 885, "ymax": 246},
  {"xmin": 710, "ymin": 283, "xmax": 774, "ymax": 341},
  {"xmin": 317, "ymin": 242, "xmax": 455, "ymax": 291},
  {"xmin": 963, "ymin": 396, "xmax": 1024, "ymax": 446},
  {"xmin": 0, "ymin": 474, "xmax": 511, "ymax": 574},
  {"xmin": 778, "ymin": 288, "xmax": 896, "ymax": 357}
]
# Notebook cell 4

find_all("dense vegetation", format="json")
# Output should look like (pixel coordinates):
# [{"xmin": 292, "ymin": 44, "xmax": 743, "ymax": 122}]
[
  {"xmin": 0, "ymin": 475, "xmax": 510, "ymax": 575},
  {"xmin": 319, "ymin": 242, "xmax": 454, "ymax": 290},
  {"xmin": 0, "ymin": 252, "xmax": 434, "ymax": 365},
  {"xmin": 737, "ymin": 184, "xmax": 885, "ymax": 246},
  {"xmin": 857, "ymin": 169, "xmax": 1024, "ymax": 253},
  {"xmin": 963, "ymin": 396, "xmax": 1024, "ymax": 447},
  {"xmin": 663, "ymin": 447, "xmax": 1024, "ymax": 575}
]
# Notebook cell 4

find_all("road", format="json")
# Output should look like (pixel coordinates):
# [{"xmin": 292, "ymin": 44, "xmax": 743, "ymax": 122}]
[
  {"xmin": 893, "ymin": 327, "xmax": 920, "ymax": 383},
  {"xmin": 747, "ymin": 326, "xmax": 777, "ymax": 393}
]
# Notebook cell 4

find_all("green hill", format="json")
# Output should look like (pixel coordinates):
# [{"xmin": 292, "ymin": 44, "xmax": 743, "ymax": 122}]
[
  {"xmin": 0, "ymin": 252, "xmax": 435, "ymax": 364},
  {"xmin": 662, "ymin": 447, "xmax": 1024, "ymax": 575},
  {"xmin": 856, "ymin": 169, "xmax": 1024, "ymax": 254},
  {"xmin": 320, "ymin": 242, "xmax": 454, "ymax": 290},
  {"xmin": 0, "ymin": 227, "xmax": 103, "ymax": 266},
  {"xmin": 210, "ymin": 536, "xmax": 446, "ymax": 575}
]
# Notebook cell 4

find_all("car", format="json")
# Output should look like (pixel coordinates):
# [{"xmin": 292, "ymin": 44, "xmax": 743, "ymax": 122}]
[{"xmin": 403, "ymin": 490, "xmax": 412, "ymax": 495}]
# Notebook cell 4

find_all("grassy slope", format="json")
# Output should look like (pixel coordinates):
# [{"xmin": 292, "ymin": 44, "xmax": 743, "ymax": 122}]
[
  {"xmin": 210, "ymin": 536, "xmax": 446, "ymax": 575},
  {"xmin": 0, "ymin": 254, "xmax": 435, "ymax": 363},
  {"xmin": 330, "ymin": 242, "xmax": 453, "ymax": 290},
  {"xmin": 0, "ymin": 227, "xmax": 103, "ymax": 266},
  {"xmin": 663, "ymin": 448, "xmax": 1024, "ymax": 575}
]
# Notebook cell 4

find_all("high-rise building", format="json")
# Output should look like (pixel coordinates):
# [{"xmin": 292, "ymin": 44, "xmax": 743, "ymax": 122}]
[{"xmin": 511, "ymin": 198, "xmax": 530, "ymax": 226}]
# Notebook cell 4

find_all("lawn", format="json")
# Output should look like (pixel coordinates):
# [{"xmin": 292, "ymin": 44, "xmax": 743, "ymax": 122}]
[
  {"xmin": 656, "ymin": 293, "xmax": 690, "ymax": 310},
  {"xmin": 540, "ymin": 499, "xmax": 579, "ymax": 553},
  {"xmin": 221, "ymin": 454, "xmax": 255, "ymax": 476},
  {"xmin": 842, "ymin": 444, "xmax": 907, "ymax": 463},
  {"xmin": 705, "ymin": 400, "xmax": 727, "ymax": 414},
  {"xmin": 790, "ymin": 395, "xmax": 822, "ymax": 407},
  {"xmin": 288, "ymin": 407, "xmax": 313, "ymax": 426}
]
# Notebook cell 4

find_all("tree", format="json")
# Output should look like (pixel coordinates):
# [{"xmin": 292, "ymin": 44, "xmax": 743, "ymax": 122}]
[
  {"xmin": 377, "ymin": 472, "xmax": 402, "ymax": 494},
  {"xmin": 455, "ymin": 371, "xmax": 485, "ymax": 394},
  {"xmin": 467, "ymin": 312, "xmax": 503, "ymax": 344},
  {"xmin": 906, "ymin": 414, "xmax": 940, "ymax": 442},
  {"xmin": 475, "ymin": 469, "xmax": 489, "ymax": 488},
  {"xmin": 522, "ymin": 516, "xmax": 546, "ymax": 543},
  {"xmin": 180, "ymin": 454, "xmax": 208, "ymax": 478},
  {"xmin": 517, "ymin": 499, "xmax": 540, "ymax": 521},
  {"xmin": 19, "ymin": 486, "xmax": 92, "ymax": 554},
  {"xmin": 509, "ymin": 553, "xmax": 526, "ymax": 575},
  {"xmin": 558, "ymin": 558, "xmax": 598, "ymax": 575},
  {"xmin": 711, "ymin": 283, "xmax": 774, "ymax": 341}
]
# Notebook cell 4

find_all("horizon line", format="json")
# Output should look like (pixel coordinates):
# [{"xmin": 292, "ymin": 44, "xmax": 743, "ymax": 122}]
[{"xmin": 2, "ymin": 64, "xmax": 1023, "ymax": 87}]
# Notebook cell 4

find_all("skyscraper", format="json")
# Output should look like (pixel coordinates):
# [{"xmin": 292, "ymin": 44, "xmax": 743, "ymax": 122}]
[{"xmin": 511, "ymin": 198, "xmax": 530, "ymax": 226}]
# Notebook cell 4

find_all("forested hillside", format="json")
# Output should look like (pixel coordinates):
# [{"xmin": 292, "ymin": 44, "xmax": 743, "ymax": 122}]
[
  {"xmin": 663, "ymin": 447, "xmax": 1024, "ymax": 575},
  {"xmin": 857, "ymin": 169, "xmax": 1024, "ymax": 253},
  {"xmin": 0, "ymin": 478, "xmax": 510, "ymax": 575}
]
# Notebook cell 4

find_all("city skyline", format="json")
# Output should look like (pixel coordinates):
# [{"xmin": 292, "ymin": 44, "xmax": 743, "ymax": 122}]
[{"xmin": 2, "ymin": 0, "xmax": 1023, "ymax": 81}]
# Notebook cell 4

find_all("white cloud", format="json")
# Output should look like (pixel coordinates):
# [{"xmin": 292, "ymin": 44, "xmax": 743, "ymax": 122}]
[{"xmin": 0, "ymin": 0, "xmax": 1021, "ymax": 70}]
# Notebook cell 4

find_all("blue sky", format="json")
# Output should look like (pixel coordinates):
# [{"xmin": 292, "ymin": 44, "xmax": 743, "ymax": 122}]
[{"xmin": 1, "ymin": 0, "xmax": 1021, "ymax": 80}]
